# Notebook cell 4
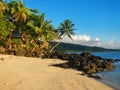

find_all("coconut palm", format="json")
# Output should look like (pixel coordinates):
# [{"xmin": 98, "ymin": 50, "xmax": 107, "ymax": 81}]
[
  {"xmin": 0, "ymin": 17, "xmax": 16, "ymax": 49},
  {"xmin": 8, "ymin": 0, "xmax": 30, "ymax": 22},
  {"xmin": 0, "ymin": 17, "xmax": 15, "ymax": 48},
  {"xmin": 27, "ymin": 13, "xmax": 58, "ymax": 55},
  {"xmin": 27, "ymin": 13, "xmax": 57, "ymax": 46},
  {"xmin": 0, "ymin": 0, "xmax": 8, "ymax": 17},
  {"xmin": 59, "ymin": 19, "xmax": 75, "ymax": 39},
  {"xmin": 50, "ymin": 19, "xmax": 75, "ymax": 52},
  {"xmin": 6, "ymin": 0, "xmax": 31, "ymax": 50}
]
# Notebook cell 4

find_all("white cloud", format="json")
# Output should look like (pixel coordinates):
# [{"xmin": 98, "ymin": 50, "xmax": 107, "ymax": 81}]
[
  {"xmin": 107, "ymin": 38, "xmax": 115, "ymax": 44},
  {"xmin": 60, "ymin": 34, "xmax": 120, "ymax": 49},
  {"xmin": 95, "ymin": 37, "xmax": 100, "ymax": 41},
  {"xmin": 72, "ymin": 35, "xmax": 91, "ymax": 41}
]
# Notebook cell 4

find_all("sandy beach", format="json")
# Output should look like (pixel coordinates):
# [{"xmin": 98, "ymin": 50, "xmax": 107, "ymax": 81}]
[{"xmin": 0, "ymin": 54, "xmax": 114, "ymax": 90}]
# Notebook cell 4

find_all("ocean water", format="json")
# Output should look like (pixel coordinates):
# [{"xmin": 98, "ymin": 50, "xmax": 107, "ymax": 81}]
[
  {"xmin": 92, "ymin": 52, "xmax": 120, "ymax": 90},
  {"xmin": 92, "ymin": 52, "xmax": 120, "ymax": 59},
  {"xmin": 69, "ymin": 52, "xmax": 120, "ymax": 90}
]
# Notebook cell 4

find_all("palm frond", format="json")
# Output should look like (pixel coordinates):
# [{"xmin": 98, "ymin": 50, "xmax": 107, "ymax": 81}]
[{"xmin": 58, "ymin": 19, "xmax": 75, "ymax": 40}]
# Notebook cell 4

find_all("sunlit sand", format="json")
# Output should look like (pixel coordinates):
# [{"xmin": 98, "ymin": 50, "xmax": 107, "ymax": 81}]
[{"xmin": 0, "ymin": 54, "xmax": 113, "ymax": 90}]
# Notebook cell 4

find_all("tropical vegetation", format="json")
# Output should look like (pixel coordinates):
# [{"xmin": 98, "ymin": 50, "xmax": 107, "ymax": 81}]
[{"xmin": 0, "ymin": 0, "xmax": 75, "ymax": 57}]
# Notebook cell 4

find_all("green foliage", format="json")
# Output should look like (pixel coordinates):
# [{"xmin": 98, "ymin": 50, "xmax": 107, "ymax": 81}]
[
  {"xmin": 12, "ymin": 38, "xmax": 21, "ymax": 44},
  {"xmin": 58, "ymin": 19, "xmax": 75, "ymax": 40},
  {"xmin": 0, "ymin": 0, "xmax": 8, "ymax": 17},
  {"xmin": 0, "ymin": 13, "xmax": 15, "ymax": 47},
  {"xmin": 0, "ymin": 17, "xmax": 15, "ymax": 40},
  {"xmin": 0, "ymin": 18, "xmax": 8, "ymax": 38},
  {"xmin": 27, "ymin": 13, "xmax": 58, "ymax": 42},
  {"xmin": 8, "ymin": 0, "xmax": 31, "ymax": 22},
  {"xmin": 50, "ymin": 19, "xmax": 75, "ymax": 52},
  {"xmin": 0, "ymin": 0, "xmax": 76, "ymax": 54}
]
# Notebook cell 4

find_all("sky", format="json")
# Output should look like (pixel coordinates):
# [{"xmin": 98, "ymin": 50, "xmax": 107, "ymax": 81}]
[{"xmin": 7, "ymin": 0, "xmax": 120, "ymax": 49}]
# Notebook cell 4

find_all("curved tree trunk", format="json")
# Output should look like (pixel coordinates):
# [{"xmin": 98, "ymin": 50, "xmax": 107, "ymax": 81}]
[
  {"xmin": 40, "ymin": 41, "xmax": 49, "ymax": 50},
  {"xmin": 29, "ymin": 39, "xmax": 37, "ymax": 55},
  {"xmin": 49, "ymin": 41, "xmax": 61, "ymax": 53},
  {"xmin": 49, "ymin": 35, "xmax": 64, "ymax": 53},
  {"xmin": 29, "ymin": 45, "xmax": 37, "ymax": 55}
]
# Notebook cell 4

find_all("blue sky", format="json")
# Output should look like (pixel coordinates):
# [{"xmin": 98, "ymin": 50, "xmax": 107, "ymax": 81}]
[{"xmin": 7, "ymin": 0, "xmax": 120, "ymax": 48}]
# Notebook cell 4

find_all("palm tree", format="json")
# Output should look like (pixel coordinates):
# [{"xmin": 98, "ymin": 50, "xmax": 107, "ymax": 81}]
[
  {"xmin": 40, "ymin": 24, "xmax": 58, "ymax": 49},
  {"xmin": 50, "ymin": 19, "xmax": 75, "ymax": 52},
  {"xmin": 7, "ymin": 0, "xmax": 31, "ymax": 50},
  {"xmin": 0, "ymin": 17, "xmax": 15, "ymax": 48},
  {"xmin": 27, "ymin": 13, "xmax": 58, "ymax": 55},
  {"xmin": 0, "ymin": 0, "xmax": 8, "ymax": 17},
  {"xmin": 8, "ymin": 0, "xmax": 30, "ymax": 22}
]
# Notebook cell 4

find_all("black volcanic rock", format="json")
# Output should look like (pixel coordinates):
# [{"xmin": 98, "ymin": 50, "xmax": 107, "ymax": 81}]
[{"xmin": 49, "ymin": 52, "xmax": 115, "ymax": 79}]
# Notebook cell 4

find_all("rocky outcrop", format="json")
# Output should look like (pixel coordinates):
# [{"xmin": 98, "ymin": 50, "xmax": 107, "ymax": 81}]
[{"xmin": 46, "ymin": 52, "xmax": 115, "ymax": 79}]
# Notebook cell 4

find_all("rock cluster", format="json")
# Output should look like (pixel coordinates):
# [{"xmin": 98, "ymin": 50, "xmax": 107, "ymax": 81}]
[{"xmin": 43, "ymin": 52, "xmax": 115, "ymax": 78}]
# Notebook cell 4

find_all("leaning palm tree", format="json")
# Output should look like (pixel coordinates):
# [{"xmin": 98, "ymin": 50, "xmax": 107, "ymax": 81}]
[{"xmin": 50, "ymin": 19, "xmax": 75, "ymax": 52}]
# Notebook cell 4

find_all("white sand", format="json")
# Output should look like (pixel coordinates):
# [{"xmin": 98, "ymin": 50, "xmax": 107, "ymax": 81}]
[{"xmin": 0, "ymin": 54, "xmax": 114, "ymax": 90}]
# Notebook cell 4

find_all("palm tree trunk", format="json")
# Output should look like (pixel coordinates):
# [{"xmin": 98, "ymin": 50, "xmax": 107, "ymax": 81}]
[
  {"xmin": 9, "ymin": 29, "xmax": 12, "ymax": 49},
  {"xmin": 40, "ymin": 41, "xmax": 49, "ymax": 49},
  {"xmin": 49, "ymin": 38, "xmax": 63, "ymax": 53},
  {"xmin": 26, "ymin": 37, "xmax": 28, "ymax": 50},
  {"xmin": 30, "ymin": 45, "xmax": 37, "ymax": 55},
  {"xmin": 29, "ymin": 40, "xmax": 37, "ymax": 55},
  {"xmin": 22, "ymin": 32, "xmax": 28, "ymax": 50},
  {"xmin": 50, "ymin": 35, "xmax": 66, "ymax": 53}
]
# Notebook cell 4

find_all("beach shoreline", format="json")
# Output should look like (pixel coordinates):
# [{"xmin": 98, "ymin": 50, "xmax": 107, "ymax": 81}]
[
  {"xmin": 0, "ymin": 54, "xmax": 114, "ymax": 90},
  {"xmin": 98, "ymin": 79, "xmax": 119, "ymax": 90},
  {"xmin": 97, "ymin": 62, "xmax": 120, "ymax": 90}
]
